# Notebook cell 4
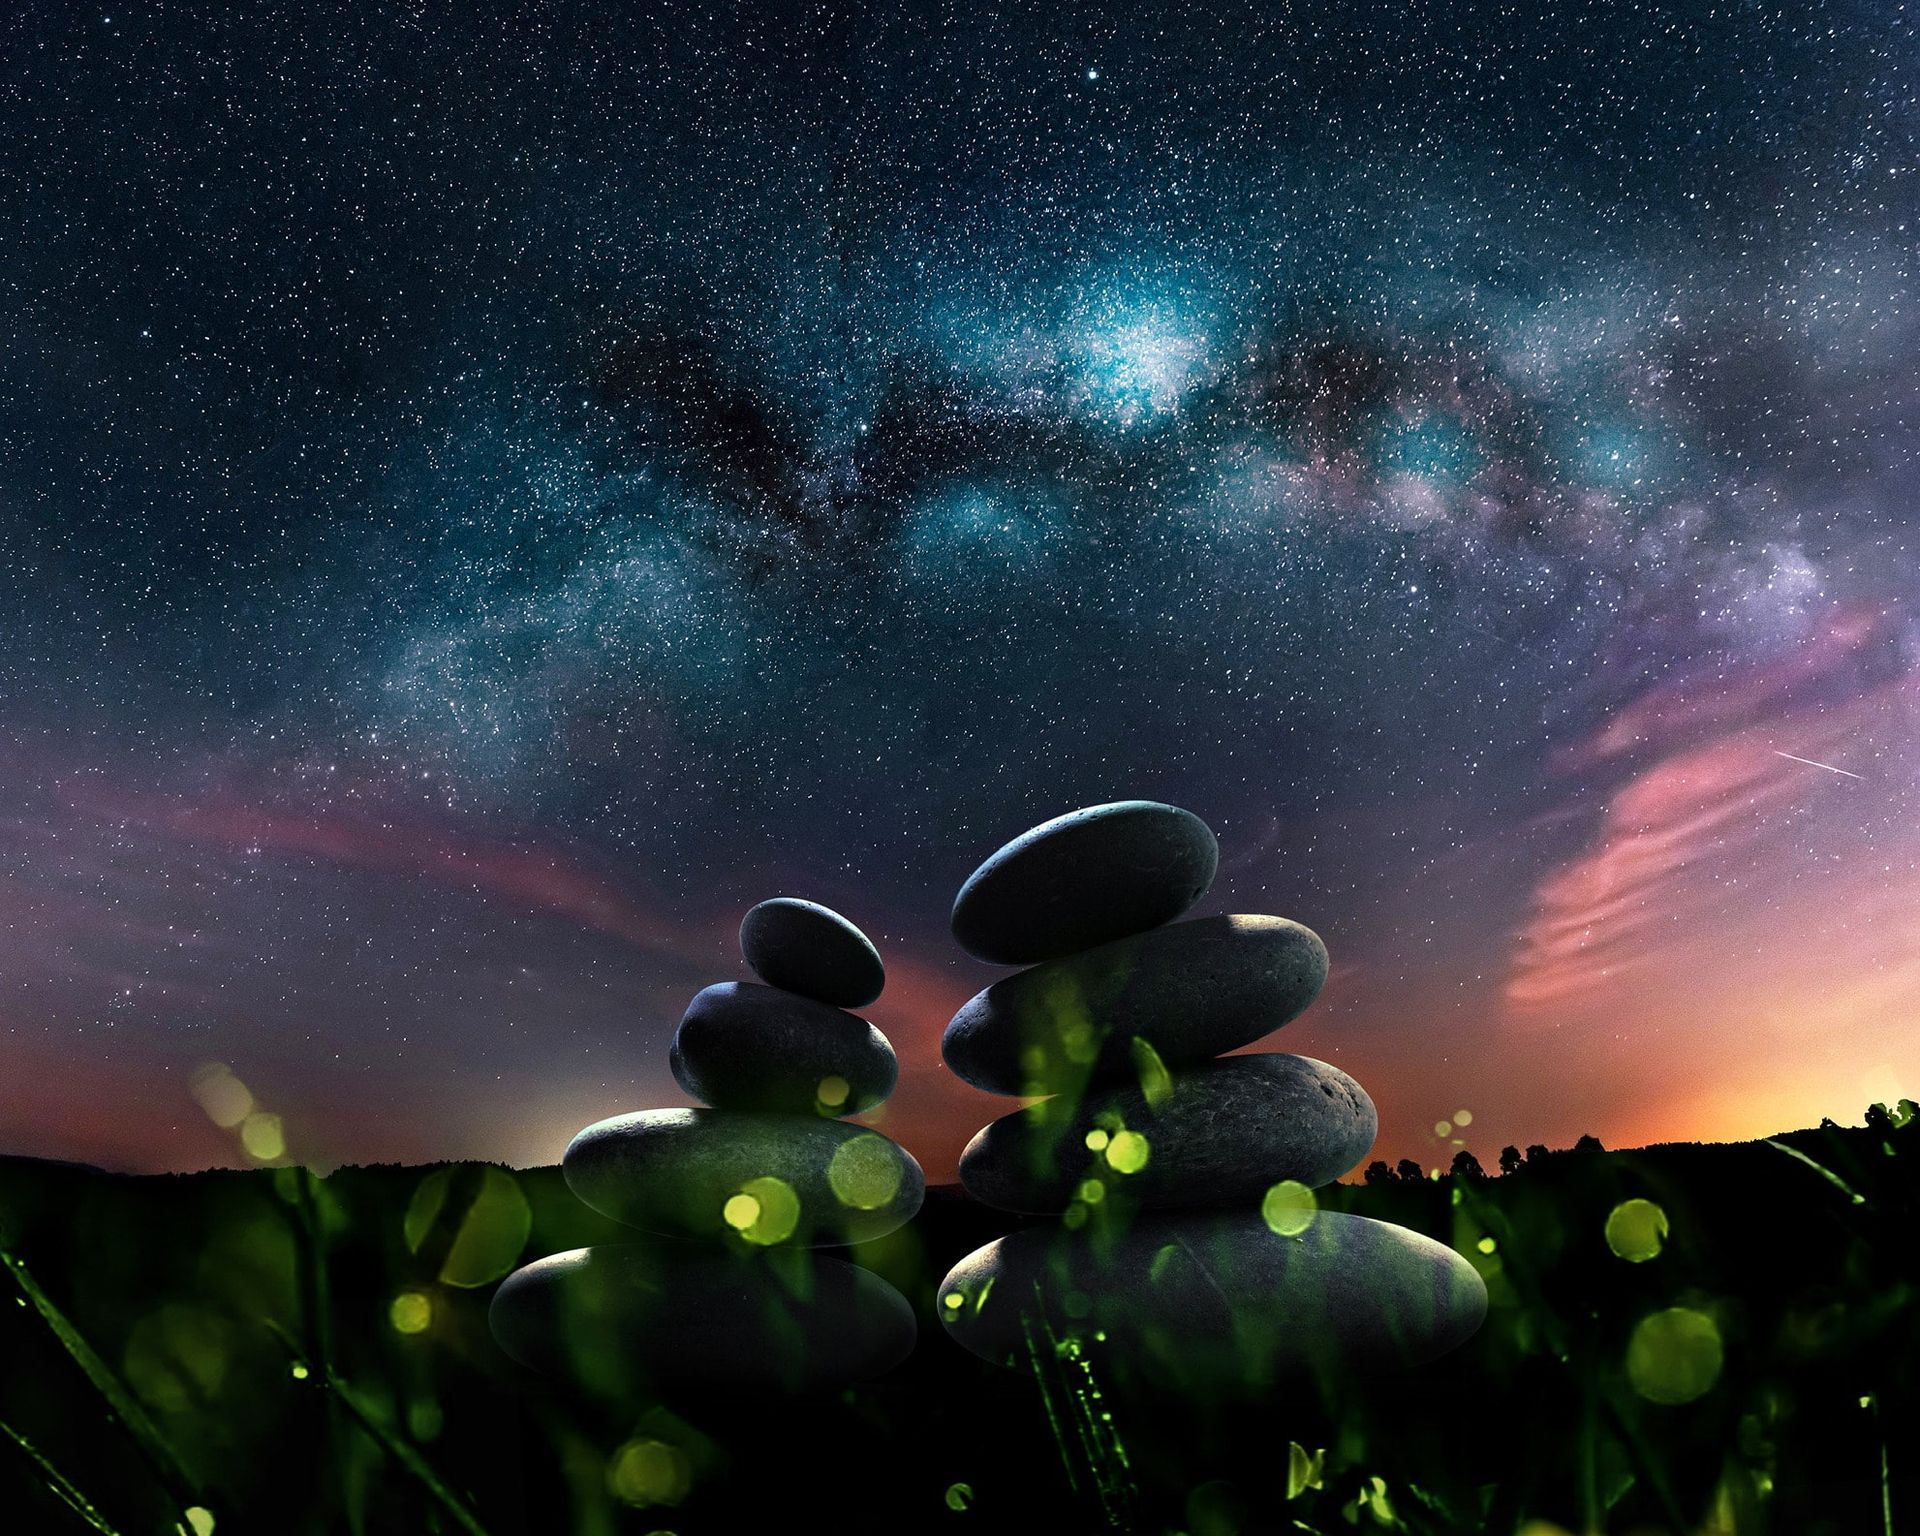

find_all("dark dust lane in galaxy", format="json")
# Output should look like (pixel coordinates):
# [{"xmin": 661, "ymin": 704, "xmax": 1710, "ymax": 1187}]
[{"xmin": 2, "ymin": 0, "xmax": 1918, "ymax": 1176}]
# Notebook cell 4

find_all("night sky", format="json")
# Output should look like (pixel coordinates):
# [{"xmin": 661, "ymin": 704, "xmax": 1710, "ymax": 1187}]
[{"xmin": 4, "ymin": 0, "xmax": 1918, "ymax": 1180}]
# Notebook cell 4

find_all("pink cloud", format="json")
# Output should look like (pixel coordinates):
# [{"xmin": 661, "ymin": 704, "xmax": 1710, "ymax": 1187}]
[
  {"xmin": 1510, "ymin": 609, "xmax": 1911, "ymax": 1012},
  {"xmin": 35, "ymin": 772, "xmax": 1004, "ymax": 1178},
  {"xmin": 1506, "ymin": 729, "xmax": 1805, "ymax": 1007},
  {"xmin": 1557, "ymin": 604, "xmax": 1902, "ymax": 771},
  {"xmin": 57, "ymin": 778, "xmax": 715, "ymax": 958}
]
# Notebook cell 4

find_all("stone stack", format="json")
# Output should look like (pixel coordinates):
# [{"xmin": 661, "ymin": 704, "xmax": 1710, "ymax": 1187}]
[
  {"xmin": 935, "ymin": 801, "xmax": 1486, "ymax": 1387},
  {"xmin": 491, "ymin": 898, "xmax": 924, "ymax": 1396}
]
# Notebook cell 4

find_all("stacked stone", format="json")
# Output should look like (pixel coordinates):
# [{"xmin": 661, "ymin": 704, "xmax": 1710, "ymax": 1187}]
[
  {"xmin": 935, "ymin": 802, "xmax": 1486, "ymax": 1386},
  {"xmin": 491, "ymin": 898, "xmax": 925, "ymax": 1396}
]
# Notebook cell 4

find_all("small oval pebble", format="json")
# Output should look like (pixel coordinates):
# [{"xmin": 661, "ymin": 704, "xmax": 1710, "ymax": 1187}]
[
  {"xmin": 490, "ymin": 1244, "xmax": 916, "ymax": 1393},
  {"xmin": 740, "ymin": 897, "xmax": 885, "ymax": 1007},
  {"xmin": 959, "ymin": 1053, "xmax": 1376, "ymax": 1213},
  {"xmin": 564, "ymin": 1108, "xmax": 924, "ymax": 1247},
  {"xmin": 950, "ymin": 801, "xmax": 1219, "ymax": 965},
  {"xmin": 942, "ymin": 914, "xmax": 1329, "ymax": 1096},
  {"xmin": 938, "ymin": 1210, "xmax": 1486, "ymax": 1381},
  {"xmin": 672, "ymin": 982, "xmax": 897, "ymax": 1116}
]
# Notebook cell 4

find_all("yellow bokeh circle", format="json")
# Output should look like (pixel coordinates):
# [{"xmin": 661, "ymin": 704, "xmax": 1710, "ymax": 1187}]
[
  {"xmin": 722, "ymin": 1176, "xmax": 801, "ymax": 1245},
  {"xmin": 1262, "ymin": 1179, "xmax": 1318, "ymax": 1236},
  {"xmin": 1626, "ymin": 1307, "xmax": 1722, "ymax": 1404},
  {"xmin": 1605, "ymin": 1198, "xmax": 1669, "ymax": 1263},
  {"xmin": 827, "ymin": 1135, "xmax": 904, "ymax": 1210}
]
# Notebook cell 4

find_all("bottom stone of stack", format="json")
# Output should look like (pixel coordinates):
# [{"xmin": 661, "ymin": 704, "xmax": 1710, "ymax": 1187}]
[
  {"xmin": 491, "ymin": 1243, "xmax": 916, "ymax": 1395},
  {"xmin": 937, "ymin": 1210, "xmax": 1484, "ymax": 1384}
]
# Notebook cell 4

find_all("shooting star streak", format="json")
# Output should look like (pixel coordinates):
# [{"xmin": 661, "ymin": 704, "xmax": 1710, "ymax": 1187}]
[{"xmin": 1773, "ymin": 750, "xmax": 1865, "ymax": 780}]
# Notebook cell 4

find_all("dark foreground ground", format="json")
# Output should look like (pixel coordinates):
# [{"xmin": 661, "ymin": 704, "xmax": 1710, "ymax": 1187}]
[{"xmin": 0, "ymin": 1118, "xmax": 1913, "ymax": 1536}]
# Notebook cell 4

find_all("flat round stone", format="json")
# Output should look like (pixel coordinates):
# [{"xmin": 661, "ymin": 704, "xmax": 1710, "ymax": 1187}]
[
  {"xmin": 951, "ymin": 801, "xmax": 1219, "ymax": 965},
  {"xmin": 564, "ymin": 1108, "xmax": 924, "ymax": 1247},
  {"xmin": 959, "ymin": 1053, "xmax": 1376, "ymax": 1213},
  {"xmin": 490, "ymin": 1244, "xmax": 916, "ymax": 1394},
  {"xmin": 937, "ymin": 1210, "xmax": 1486, "ymax": 1382},
  {"xmin": 739, "ymin": 898, "xmax": 885, "ymax": 1008},
  {"xmin": 672, "ymin": 982, "xmax": 897, "ymax": 1116},
  {"xmin": 942, "ymin": 914, "xmax": 1329, "ymax": 1096}
]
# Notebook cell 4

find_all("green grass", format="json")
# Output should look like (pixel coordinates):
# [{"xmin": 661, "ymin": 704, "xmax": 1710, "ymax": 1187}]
[{"xmin": 0, "ymin": 1114, "xmax": 1911, "ymax": 1534}]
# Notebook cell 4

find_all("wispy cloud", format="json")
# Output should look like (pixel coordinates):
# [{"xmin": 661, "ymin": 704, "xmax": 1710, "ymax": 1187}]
[
  {"xmin": 56, "ymin": 778, "xmax": 712, "ymax": 959},
  {"xmin": 1556, "ymin": 604, "xmax": 1903, "ymax": 771},
  {"xmin": 1509, "ymin": 617, "xmax": 1908, "ymax": 1011},
  {"xmin": 1507, "ymin": 729, "xmax": 1808, "ymax": 1007}
]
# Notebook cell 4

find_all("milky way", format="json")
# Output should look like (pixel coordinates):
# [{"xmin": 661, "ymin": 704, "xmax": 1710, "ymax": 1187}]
[{"xmin": 4, "ymin": 0, "xmax": 1919, "ymax": 1176}]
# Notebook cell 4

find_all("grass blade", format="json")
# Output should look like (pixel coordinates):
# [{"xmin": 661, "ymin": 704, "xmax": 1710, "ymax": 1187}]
[
  {"xmin": 0, "ymin": 1245, "xmax": 198, "ymax": 1509},
  {"xmin": 0, "ymin": 1415, "xmax": 127, "ymax": 1535},
  {"xmin": 266, "ymin": 1321, "xmax": 493, "ymax": 1536},
  {"xmin": 325, "ymin": 1367, "xmax": 494, "ymax": 1536},
  {"xmin": 1021, "ymin": 1309, "xmax": 1079, "ymax": 1496},
  {"xmin": 1884, "ymin": 1432, "xmax": 1894, "ymax": 1536},
  {"xmin": 1763, "ymin": 1139, "xmax": 1866, "ymax": 1205}
]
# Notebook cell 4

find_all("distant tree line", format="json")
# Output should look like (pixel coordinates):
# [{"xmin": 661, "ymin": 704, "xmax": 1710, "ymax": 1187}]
[
  {"xmin": 1364, "ymin": 1136, "xmax": 1599, "ymax": 1185},
  {"xmin": 1362, "ymin": 1101, "xmax": 1920, "ymax": 1184}
]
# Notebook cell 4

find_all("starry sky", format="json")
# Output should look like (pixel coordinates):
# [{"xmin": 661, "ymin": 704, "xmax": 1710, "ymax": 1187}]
[{"xmin": 4, "ymin": 0, "xmax": 1919, "ymax": 1180}]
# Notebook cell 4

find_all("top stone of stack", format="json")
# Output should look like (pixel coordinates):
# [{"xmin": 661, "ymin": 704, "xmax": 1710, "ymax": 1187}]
[
  {"xmin": 949, "ymin": 800, "xmax": 1219, "ymax": 965},
  {"xmin": 740, "ymin": 897, "xmax": 886, "ymax": 1008}
]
